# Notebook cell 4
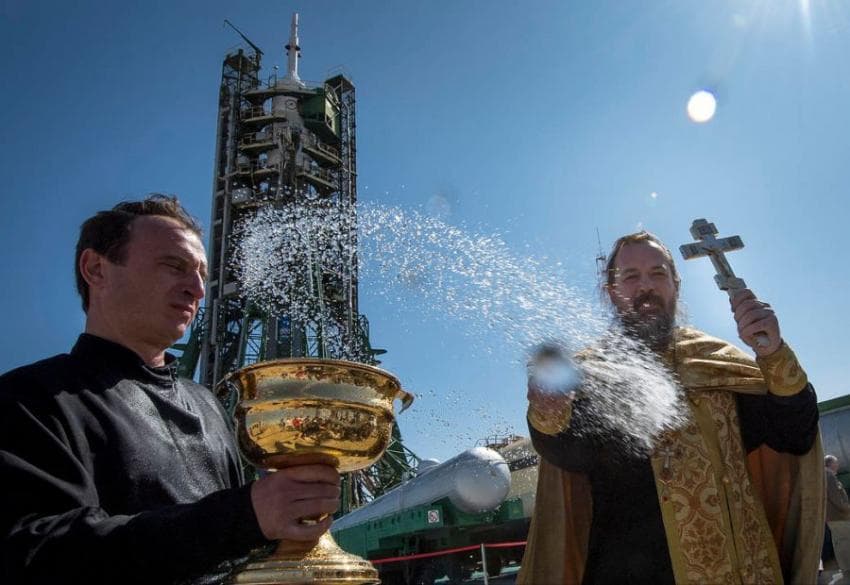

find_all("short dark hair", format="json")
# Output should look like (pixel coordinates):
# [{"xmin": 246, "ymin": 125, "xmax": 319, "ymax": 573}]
[
  {"xmin": 603, "ymin": 230, "xmax": 681, "ymax": 292},
  {"xmin": 75, "ymin": 194, "xmax": 203, "ymax": 312}
]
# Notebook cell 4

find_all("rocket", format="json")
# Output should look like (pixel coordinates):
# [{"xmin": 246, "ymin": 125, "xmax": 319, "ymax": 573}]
[{"xmin": 284, "ymin": 13, "xmax": 303, "ymax": 86}]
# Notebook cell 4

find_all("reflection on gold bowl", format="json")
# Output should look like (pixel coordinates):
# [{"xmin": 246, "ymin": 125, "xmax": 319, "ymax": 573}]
[
  {"xmin": 217, "ymin": 358, "xmax": 413, "ymax": 584},
  {"xmin": 239, "ymin": 398, "xmax": 391, "ymax": 472}
]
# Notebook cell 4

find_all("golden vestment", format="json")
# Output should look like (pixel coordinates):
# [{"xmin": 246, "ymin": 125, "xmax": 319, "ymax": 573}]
[{"xmin": 518, "ymin": 328, "xmax": 824, "ymax": 585}]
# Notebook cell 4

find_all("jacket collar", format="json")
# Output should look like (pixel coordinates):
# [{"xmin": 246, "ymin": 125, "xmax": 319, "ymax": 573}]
[{"xmin": 71, "ymin": 333, "xmax": 178, "ymax": 386}]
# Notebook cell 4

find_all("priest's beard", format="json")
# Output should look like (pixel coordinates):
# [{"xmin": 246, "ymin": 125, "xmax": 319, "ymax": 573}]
[{"xmin": 617, "ymin": 291, "xmax": 677, "ymax": 353}]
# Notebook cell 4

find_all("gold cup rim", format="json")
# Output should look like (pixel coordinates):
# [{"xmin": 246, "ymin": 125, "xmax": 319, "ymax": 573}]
[{"xmin": 221, "ymin": 357, "xmax": 414, "ymax": 412}]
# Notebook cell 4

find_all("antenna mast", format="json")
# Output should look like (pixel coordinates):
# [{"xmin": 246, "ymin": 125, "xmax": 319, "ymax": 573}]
[
  {"xmin": 223, "ymin": 19, "xmax": 264, "ymax": 59},
  {"xmin": 595, "ymin": 228, "xmax": 607, "ymax": 285}
]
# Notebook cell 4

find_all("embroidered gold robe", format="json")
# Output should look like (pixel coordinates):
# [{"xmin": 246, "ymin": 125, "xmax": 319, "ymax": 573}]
[{"xmin": 518, "ymin": 328, "xmax": 824, "ymax": 585}]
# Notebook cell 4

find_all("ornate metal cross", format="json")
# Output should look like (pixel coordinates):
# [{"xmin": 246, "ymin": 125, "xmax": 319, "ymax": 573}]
[
  {"xmin": 655, "ymin": 441, "xmax": 681, "ymax": 489},
  {"xmin": 659, "ymin": 444, "xmax": 676, "ymax": 474},
  {"xmin": 679, "ymin": 218, "xmax": 747, "ymax": 293},
  {"xmin": 679, "ymin": 218, "xmax": 768, "ymax": 347}
]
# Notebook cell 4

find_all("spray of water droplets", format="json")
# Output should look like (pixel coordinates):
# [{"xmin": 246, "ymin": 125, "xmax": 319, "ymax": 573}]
[
  {"xmin": 232, "ymin": 201, "xmax": 687, "ymax": 453},
  {"xmin": 231, "ymin": 199, "xmax": 368, "ymax": 361},
  {"xmin": 358, "ymin": 203, "xmax": 687, "ymax": 452},
  {"xmin": 358, "ymin": 204, "xmax": 604, "ymax": 350},
  {"xmin": 572, "ymin": 334, "xmax": 687, "ymax": 453}
]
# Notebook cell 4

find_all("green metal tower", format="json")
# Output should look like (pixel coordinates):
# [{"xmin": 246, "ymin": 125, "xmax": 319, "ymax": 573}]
[{"xmin": 177, "ymin": 16, "xmax": 417, "ymax": 512}]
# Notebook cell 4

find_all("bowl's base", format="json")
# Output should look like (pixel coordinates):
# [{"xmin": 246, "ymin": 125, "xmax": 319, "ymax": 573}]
[{"xmin": 232, "ymin": 533, "xmax": 379, "ymax": 584}]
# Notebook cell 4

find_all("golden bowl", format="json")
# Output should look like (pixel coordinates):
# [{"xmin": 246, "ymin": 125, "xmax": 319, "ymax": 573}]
[{"xmin": 219, "ymin": 358, "xmax": 413, "ymax": 473}]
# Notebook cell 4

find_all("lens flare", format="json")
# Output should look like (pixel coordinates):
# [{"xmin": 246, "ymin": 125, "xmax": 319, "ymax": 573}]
[{"xmin": 687, "ymin": 90, "xmax": 717, "ymax": 123}]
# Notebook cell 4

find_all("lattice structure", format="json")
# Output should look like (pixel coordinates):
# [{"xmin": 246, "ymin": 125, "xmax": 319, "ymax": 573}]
[{"xmin": 178, "ymin": 17, "xmax": 417, "ymax": 512}]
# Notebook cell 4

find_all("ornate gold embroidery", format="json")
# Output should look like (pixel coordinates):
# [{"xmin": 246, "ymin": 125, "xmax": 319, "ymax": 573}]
[
  {"xmin": 704, "ymin": 391, "xmax": 779, "ymax": 583},
  {"xmin": 653, "ymin": 392, "xmax": 783, "ymax": 584},
  {"xmin": 756, "ymin": 342, "xmax": 808, "ymax": 397}
]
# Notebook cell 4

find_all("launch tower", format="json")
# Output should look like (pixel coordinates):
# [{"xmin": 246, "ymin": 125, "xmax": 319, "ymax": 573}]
[{"xmin": 179, "ymin": 16, "xmax": 416, "ymax": 510}]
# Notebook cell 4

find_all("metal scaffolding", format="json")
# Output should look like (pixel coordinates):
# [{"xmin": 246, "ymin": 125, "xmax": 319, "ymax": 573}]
[{"xmin": 178, "ymin": 16, "xmax": 417, "ymax": 513}]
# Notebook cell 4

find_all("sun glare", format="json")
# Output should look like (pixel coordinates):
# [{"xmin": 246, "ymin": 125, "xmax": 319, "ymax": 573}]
[
  {"xmin": 799, "ymin": 0, "xmax": 813, "ymax": 41},
  {"xmin": 687, "ymin": 90, "xmax": 717, "ymax": 124}
]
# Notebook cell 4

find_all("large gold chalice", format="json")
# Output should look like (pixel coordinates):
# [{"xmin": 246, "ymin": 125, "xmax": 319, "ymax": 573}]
[{"xmin": 217, "ymin": 358, "xmax": 414, "ymax": 584}]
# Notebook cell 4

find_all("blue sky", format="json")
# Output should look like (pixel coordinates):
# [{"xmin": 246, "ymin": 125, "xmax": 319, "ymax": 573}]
[{"xmin": 1, "ymin": 1, "xmax": 848, "ymax": 460}]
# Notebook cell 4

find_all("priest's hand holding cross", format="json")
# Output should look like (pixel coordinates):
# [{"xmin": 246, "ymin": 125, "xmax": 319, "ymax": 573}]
[
  {"xmin": 729, "ymin": 288, "xmax": 782, "ymax": 357},
  {"xmin": 680, "ymin": 219, "xmax": 781, "ymax": 357}
]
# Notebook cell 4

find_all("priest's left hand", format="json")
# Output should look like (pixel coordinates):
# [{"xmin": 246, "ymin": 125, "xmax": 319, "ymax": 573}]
[{"xmin": 730, "ymin": 289, "xmax": 782, "ymax": 357}]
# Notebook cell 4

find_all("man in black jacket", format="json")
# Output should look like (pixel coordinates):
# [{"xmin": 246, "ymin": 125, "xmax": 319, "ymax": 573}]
[{"xmin": 0, "ymin": 195, "xmax": 341, "ymax": 584}]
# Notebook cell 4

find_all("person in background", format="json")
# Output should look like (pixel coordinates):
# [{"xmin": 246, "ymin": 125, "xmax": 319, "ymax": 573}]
[{"xmin": 826, "ymin": 454, "xmax": 850, "ymax": 573}]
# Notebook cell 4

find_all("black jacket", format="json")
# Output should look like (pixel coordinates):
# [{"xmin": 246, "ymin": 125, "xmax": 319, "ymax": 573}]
[{"xmin": 0, "ymin": 334, "xmax": 268, "ymax": 584}]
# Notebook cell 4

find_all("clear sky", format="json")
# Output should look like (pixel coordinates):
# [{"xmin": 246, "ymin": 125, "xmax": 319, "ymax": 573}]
[{"xmin": 2, "ymin": 0, "xmax": 848, "ymax": 461}]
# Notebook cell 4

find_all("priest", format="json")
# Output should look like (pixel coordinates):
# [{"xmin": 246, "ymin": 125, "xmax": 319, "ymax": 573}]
[{"xmin": 518, "ymin": 231, "xmax": 823, "ymax": 585}]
